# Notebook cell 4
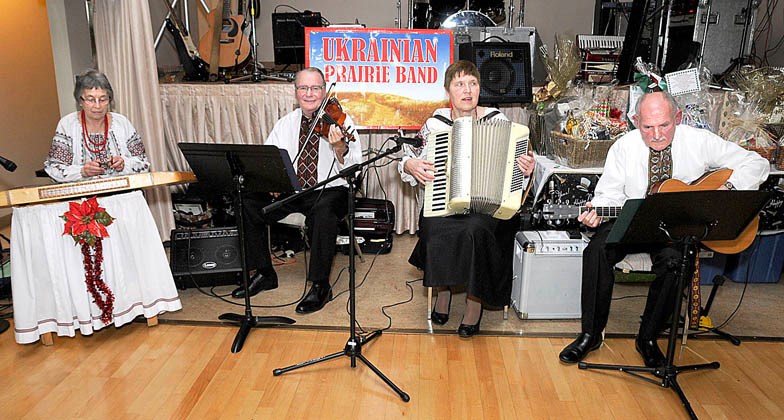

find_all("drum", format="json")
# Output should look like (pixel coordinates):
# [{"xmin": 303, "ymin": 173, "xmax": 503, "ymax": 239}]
[{"xmin": 439, "ymin": 10, "xmax": 495, "ymax": 28}]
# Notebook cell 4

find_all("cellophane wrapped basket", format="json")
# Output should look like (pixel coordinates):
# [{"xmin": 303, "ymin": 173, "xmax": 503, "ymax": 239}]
[
  {"xmin": 550, "ymin": 131, "xmax": 616, "ymax": 168},
  {"xmin": 766, "ymin": 124, "xmax": 784, "ymax": 170}
]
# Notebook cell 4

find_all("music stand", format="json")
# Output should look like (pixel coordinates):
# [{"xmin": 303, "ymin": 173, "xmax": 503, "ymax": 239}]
[
  {"xmin": 580, "ymin": 190, "xmax": 770, "ymax": 420},
  {"xmin": 178, "ymin": 143, "xmax": 297, "ymax": 353},
  {"xmin": 267, "ymin": 140, "xmax": 410, "ymax": 402}
]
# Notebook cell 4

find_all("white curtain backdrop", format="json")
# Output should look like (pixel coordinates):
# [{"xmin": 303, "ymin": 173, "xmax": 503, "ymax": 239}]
[{"xmin": 93, "ymin": 0, "xmax": 174, "ymax": 240}]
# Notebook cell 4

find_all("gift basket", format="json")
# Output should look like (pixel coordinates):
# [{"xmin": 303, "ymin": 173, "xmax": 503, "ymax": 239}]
[
  {"xmin": 720, "ymin": 66, "xmax": 784, "ymax": 164},
  {"xmin": 535, "ymin": 36, "xmax": 629, "ymax": 168},
  {"xmin": 549, "ymin": 88, "xmax": 628, "ymax": 168}
]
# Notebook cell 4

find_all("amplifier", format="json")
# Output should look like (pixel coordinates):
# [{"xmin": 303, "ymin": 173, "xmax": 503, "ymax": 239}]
[
  {"xmin": 510, "ymin": 231, "xmax": 586, "ymax": 319},
  {"xmin": 170, "ymin": 227, "xmax": 242, "ymax": 288},
  {"xmin": 347, "ymin": 198, "xmax": 395, "ymax": 254}
]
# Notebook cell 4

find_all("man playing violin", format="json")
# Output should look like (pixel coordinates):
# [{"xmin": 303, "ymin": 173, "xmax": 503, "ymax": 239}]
[{"xmin": 236, "ymin": 67, "xmax": 362, "ymax": 315}]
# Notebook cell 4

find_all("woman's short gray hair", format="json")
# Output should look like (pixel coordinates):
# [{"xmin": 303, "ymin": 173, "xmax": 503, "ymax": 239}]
[{"xmin": 73, "ymin": 69, "xmax": 114, "ymax": 107}]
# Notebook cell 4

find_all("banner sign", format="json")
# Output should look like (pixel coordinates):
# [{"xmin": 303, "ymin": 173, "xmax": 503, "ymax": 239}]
[{"xmin": 306, "ymin": 28, "xmax": 453, "ymax": 129}]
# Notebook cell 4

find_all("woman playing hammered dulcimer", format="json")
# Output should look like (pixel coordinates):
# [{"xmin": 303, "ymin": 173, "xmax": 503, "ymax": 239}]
[{"xmin": 45, "ymin": 69, "xmax": 149, "ymax": 182}]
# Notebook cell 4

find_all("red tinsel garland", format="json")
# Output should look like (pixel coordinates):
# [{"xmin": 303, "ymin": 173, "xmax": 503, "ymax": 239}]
[
  {"xmin": 61, "ymin": 196, "xmax": 115, "ymax": 324},
  {"xmin": 81, "ymin": 238, "xmax": 114, "ymax": 323}
]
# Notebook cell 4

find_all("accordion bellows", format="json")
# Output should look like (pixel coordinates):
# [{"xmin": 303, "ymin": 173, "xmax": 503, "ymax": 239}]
[{"xmin": 424, "ymin": 116, "xmax": 530, "ymax": 220}]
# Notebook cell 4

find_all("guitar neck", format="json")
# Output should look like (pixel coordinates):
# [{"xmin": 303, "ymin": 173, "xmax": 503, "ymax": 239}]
[{"xmin": 580, "ymin": 206, "xmax": 622, "ymax": 218}]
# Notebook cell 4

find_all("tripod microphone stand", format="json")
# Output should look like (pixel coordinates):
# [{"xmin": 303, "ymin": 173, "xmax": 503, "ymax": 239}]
[
  {"xmin": 267, "ymin": 139, "xmax": 411, "ymax": 402},
  {"xmin": 578, "ymin": 190, "xmax": 769, "ymax": 420},
  {"xmin": 229, "ymin": 1, "xmax": 290, "ymax": 83}
]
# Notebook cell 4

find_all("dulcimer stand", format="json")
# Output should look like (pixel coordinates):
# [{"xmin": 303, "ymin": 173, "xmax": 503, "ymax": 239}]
[{"xmin": 579, "ymin": 190, "xmax": 769, "ymax": 420}]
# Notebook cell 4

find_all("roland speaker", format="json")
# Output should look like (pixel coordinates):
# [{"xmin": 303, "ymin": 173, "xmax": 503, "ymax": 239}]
[
  {"xmin": 459, "ymin": 42, "xmax": 533, "ymax": 104},
  {"xmin": 170, "ymin": 227, "xmax": 242, "ymax": 288}
]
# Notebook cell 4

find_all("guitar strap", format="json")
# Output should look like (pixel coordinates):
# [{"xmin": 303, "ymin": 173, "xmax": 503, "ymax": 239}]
[
  {"xmin": 208, "ymin": 4, "xmax": 223, "ymax": 79},
  {"xmin": 688, "ymin": 248, "xmax": 702, "ymax": 330}
]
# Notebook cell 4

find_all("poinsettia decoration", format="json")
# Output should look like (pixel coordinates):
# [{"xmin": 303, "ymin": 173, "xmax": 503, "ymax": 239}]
[{"xmin": 61, "ymin": 196, "xmax": 115, "ymax": 323}]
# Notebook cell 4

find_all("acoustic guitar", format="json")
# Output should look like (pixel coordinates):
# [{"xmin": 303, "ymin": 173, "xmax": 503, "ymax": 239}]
[
  {"xmin": 198, "ymin": 0, "xmax": 251, "ymax": 74},
  {"xmin": 541, "ymin": 169, "xmax": 759, "ymax": 254}
]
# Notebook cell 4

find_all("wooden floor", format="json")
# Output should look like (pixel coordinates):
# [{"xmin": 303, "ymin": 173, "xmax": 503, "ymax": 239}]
[{"xmin": 2, "ymin": 323, "xmax": 784, "ymax": 419}]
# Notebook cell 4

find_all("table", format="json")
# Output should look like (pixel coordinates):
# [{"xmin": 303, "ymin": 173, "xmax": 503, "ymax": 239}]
[{"xmin": 10, "ymin": 191, "xmax": 182, "ymax": 344}]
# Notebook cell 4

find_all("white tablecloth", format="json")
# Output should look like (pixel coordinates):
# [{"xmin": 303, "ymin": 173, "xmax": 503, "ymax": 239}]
[{"xmin": 10, "ymin": 191, "xmax": 181, "ymax": 344}]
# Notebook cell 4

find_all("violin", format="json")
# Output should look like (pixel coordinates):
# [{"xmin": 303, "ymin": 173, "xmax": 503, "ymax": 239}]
[{"xmin": 313, "ymin": 97, "xmax": 356, "ymax": 142}]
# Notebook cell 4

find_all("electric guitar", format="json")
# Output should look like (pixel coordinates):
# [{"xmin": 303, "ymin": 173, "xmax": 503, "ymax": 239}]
[
  {"xmin": 198, "ymin": 0, "xmax": 251, "ymax": 73},
  {"xmin": 161, "ymin": 0, "xmax": 209, "ymax": 81},
  {"xmin": 541, "ymin": 169, "xmax": 759, "ymax": 254}
]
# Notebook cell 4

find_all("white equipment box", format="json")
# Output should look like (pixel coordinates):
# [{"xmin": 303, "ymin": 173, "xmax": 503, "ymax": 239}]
[{"xmin": 511, "ymin": 231, "xmax": 586, "ymax": 319}]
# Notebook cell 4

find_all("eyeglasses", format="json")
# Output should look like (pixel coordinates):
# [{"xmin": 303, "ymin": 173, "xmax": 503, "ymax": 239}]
[
  {"xmin": 295, "ymin": 85, "xmax": 325, "ymax": 93},
  {"xmin": 81, "ymin": 96, "xmax": 110, "ymax": 105}
]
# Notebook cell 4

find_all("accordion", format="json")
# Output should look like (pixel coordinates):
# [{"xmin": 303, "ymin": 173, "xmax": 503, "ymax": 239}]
[{"xmin": 424, "ymin": 116, "xmax": 531, "ymax": 220}]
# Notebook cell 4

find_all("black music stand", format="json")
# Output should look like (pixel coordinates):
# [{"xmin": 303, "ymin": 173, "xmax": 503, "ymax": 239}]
[
  {"xmin": 178, "ymin": 143, "xmax": 297, "ymax": 353},
  {"xmin": 267, "ymin": 140, "xmax": 410, "ymax": 402},
  {"xmin": 580, "ymin": 190, "xmax": 770, "ymax": 420}
]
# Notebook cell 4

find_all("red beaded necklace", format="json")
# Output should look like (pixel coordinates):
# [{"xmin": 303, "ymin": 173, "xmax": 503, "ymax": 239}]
[{"xmin": 81, "ymin": 110, "xmax": 109, "ymax": 154}]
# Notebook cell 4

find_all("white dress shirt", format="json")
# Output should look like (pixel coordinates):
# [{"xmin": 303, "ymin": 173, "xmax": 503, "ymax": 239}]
[
  {"xmin": 592, "ymin": 124, "xmax": 771, "ymax": 207},
  {"xmin": 265, "ymin": 108, "xmax": 363, "ymax": 189}
]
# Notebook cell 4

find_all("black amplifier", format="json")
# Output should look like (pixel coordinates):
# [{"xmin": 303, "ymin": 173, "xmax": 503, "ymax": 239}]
[
  {"xmin": 351, "ymin": 198, "xmax": 395, "ymax": 254},
  {"xmin": 169, "ymin": 227, "xmax": 242, "ymax": 289}
]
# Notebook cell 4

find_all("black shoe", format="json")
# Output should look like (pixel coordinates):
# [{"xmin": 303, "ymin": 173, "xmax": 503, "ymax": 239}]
[
  {"xmin": 296, "ymin": 283, "xmax": 332, "ymax": 314},
  {"xmin": 231, "ymin": 272, "xmax": 278, "ymax": 299},
  {"xmin": 457, "ymin": 309, "xmax": 483, "ymax": 338},
  {"xmin": 635, "ymin": 338, "xmax": 666, "ymax": 368},
  {"xmin": 430, "ymin": 291, "xmax": 452, "ymax": 325},
  {"xmin": 559, "ymin": 332, "xmax": 602, "ymax": 364}
]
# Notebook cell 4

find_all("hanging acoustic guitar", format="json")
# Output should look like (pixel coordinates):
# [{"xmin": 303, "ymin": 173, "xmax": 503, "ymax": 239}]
[
  {"xmin": 541, "ymin": 169, "xmax": 759, "ymax": 254},
  {"xmin": 198, "ymin": 0, "xmax": 251, "ymax": 77}
]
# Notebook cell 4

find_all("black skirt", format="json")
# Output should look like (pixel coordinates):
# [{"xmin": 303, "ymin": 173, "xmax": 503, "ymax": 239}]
[{"xmin": 409, "ymin": 212, "xmax": 520, "ymax": 307}]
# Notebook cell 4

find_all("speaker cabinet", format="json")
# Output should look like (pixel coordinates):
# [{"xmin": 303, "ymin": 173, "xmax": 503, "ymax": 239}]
[
  {"xmin": 458, "ymin": 42, "xmax": 533, "ymax": 104},
  {"xmin": 170, "ymin": 227, "xmax": 242, "ymax": 288},
  {"xmin": 271, "ymin": 12, "xmax": 322, "ymax": 65}
]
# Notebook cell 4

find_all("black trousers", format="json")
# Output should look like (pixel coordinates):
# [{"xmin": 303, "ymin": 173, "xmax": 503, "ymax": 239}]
[
  {"xmin": 242, "ymin": 186, "xmax": 349, "ymax": 285},
  {"xmin": 581, "ymin": 221, "xmax": 695, "ymax": 340}
]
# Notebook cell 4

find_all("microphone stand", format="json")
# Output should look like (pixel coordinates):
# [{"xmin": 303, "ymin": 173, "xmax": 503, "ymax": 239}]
[
  {"xmin": 229, "ymin": 1, "xmax": 290, "ymax": 83},
  {"xmin": 268, "ymin": 138, "xmax": 411, "ymax": 402}
]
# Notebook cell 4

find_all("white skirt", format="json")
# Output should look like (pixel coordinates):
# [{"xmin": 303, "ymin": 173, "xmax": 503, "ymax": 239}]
[{"xmin": 11, "ymin": 191, "xmax": 181, "ymax": 344}]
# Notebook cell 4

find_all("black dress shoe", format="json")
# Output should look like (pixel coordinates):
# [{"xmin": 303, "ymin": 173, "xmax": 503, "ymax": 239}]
[
  {"xmin": 231, "ymin": 272, "xmax": 278, "ymax": 299},
  {"xmin": 559, "ymin": 332, "xmax": 602, "ymax": 364},
  {"xmin": 636, "ymin": 338, "xmax": 666, "ymax": 368},
  {"xmin": 457, "ymin": 309, "xmax": 483, "ymax": 338},
  {"xmin": 296, "ymin": 283, "xmax": 332, "ymax": 314},
  {"xmin": 430, "ymin": 291, "xmax": 452, "ymax": 325}
]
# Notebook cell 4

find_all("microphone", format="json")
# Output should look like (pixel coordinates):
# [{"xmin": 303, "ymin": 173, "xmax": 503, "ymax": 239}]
[
  {"xmin": 392, "ymin": 135, "xmax": 423, "ymax": 148},
  {"xmin": 0, "ymin": 155, "xmax": 16, "ymax": 172}
]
